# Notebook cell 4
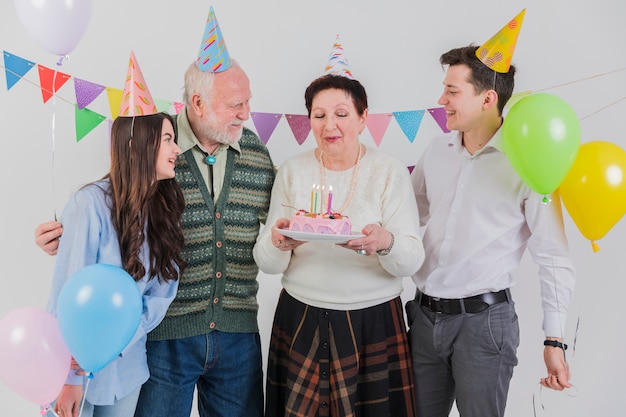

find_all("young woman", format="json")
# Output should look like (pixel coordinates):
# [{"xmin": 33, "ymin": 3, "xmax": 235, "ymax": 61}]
[{"xmin": 47, "ymin": 112, "xmax": 186, "ymax": 417}]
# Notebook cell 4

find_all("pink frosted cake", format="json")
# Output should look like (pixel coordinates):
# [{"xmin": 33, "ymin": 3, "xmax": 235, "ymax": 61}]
[{"xmin": 289, "ymin": 210, "xmax": 352, "ymax": 235}]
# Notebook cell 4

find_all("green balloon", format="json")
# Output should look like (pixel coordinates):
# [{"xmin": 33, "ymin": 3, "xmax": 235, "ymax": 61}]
[{"xmin": 502, "ymin": 93, "xmax": 581, "ymax": 194}]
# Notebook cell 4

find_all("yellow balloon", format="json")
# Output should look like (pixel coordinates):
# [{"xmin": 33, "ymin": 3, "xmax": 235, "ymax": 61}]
[{"xmin": 559, "ymin": 141, "xmax": 626, "ymax": 243}]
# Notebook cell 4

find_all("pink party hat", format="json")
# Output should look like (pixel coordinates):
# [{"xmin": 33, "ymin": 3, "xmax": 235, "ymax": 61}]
[
  {"xmin": 323, "ymin": 35, "xmax": 354, "ymax": 79},
  {"xmin": 475, "ymin": 9, "xmax": 526, "ymax": 73},
  {"xmin": 196, "ymin": 6, "xmax": 232, "ymax": 73},
  {"xmin": 119, "ymin": 51, "xmax": 157, "ymax": 117}
]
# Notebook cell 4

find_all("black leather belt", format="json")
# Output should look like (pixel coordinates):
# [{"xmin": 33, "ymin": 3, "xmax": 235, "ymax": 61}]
[{"xmin": 418, "ymin": 289, "xmax": 510, "ymax": 314}]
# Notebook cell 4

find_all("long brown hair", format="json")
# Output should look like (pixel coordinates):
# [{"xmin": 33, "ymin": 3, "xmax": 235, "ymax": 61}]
[{"xmin": 106, "ymin": 112, "xmax": 186, "ymax": 282}]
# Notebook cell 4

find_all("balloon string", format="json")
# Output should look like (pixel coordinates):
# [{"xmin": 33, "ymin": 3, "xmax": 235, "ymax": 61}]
[
  {"xmin": 51, "ymin": 70, "xmax": 58, "ymax": 222},
  {"xmin": 579, "ymin": 96, "xmax": 626, "ymax": 122},
  {"xmin": 77, "ymin": 373, "xmax": 92, "ymax": 417},
  {"xmin": 532, "ymin": 383, "xmax": 580, "ymax": 416},
  {"xmin": 535, "ymin": 66, "xmax": 626, "ymax": 93}
]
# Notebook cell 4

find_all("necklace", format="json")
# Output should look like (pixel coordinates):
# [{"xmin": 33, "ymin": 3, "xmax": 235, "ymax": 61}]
[{"xmin": 317, "ymin": 144, "xmax": 364, "ymax": 214}]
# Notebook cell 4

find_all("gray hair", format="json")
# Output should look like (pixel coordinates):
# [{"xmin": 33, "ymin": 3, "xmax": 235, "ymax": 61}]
[{"xmin": 182, "ymin": 59, "xmax": 240, "ymax": 106}]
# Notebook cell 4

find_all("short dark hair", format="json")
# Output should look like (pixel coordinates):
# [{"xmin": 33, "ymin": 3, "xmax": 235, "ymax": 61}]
[
  {"xmin": 440, "ymin": 45, "xmax": 516, "ymax": 115},
  {"xmin": 304, "ymin": 74, "xmax": 368, "ymax": 117}
]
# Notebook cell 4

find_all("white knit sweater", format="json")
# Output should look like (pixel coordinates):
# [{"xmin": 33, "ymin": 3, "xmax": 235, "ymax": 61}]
[{"xmin": 253, "ymin": 146, "xmax": 424, "ymax": 310}]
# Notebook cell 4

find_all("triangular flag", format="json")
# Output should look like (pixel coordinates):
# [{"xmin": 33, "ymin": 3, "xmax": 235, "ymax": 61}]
[
  {"xmin": 504, "ymin": 90, "xmax": 532, "ymax": 112},
  {"xmin": 75, "ymin": 105, "xmax": 106, "ymax": 142},
  {"xmin": 393, "ymin": 110, "xmax": 425, "ymax": 143},
  {"xmin": 155, "ymin": 98, "xmax": 173, "ymax": 113},
  {"xmin": 250, "ymin": 112, "xmax": 282, "ymax": 144},
  {"xmin": 428, "ymin": 107, "xmax": 450, "ymax": 133},
  {"xmin": 408, "ymin": 165, "xmax": 416, "ymax": 174},
  {"xmin": 74, "ymin": 78, "xmax": 105, "ymax": 109},
  {"xmin": 106, "ymin": 87, "xmax": 123, "ymax": 120},
  {"xmin": 3, "ymin": 51, "xmax": 35, "ymax": 90},
  {"xmin": 366, "ymin": 113, "xmax": 393, "ymax": 147},
  {"xmin": 285, "ymin": 114, "xmax": 311, "ymax": 145},
  {"xmin": 173, "ymin": 102, "xmax": 185, "ymax": 114},
  {"xmin": 37, "ymin": 65, "xmax": 71, "ymax": 103}
]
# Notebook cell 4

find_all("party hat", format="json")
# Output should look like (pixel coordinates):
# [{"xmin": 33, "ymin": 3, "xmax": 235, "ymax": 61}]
[
  {"xmin": 119, "ymin": 51, "xmax": 157, "ymax": 117},
  {"xmin": 323, "ymin": 35, "xmax": 354, "ymax": 79},
  {"xmin": 475, "ymin": 9, "xmax": 526, "ymax": 73},
  {"xmin": 196, "ymin": 6, "xmax": 232, "ymax": 73}
]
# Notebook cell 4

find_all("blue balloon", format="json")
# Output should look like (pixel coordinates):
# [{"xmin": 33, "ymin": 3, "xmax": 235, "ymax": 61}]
[{"xmin": 57, "ymin": 264, "xmax": 142, "ymax": 373}]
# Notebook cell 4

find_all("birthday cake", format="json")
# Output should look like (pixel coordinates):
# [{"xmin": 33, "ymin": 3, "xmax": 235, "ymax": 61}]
[{"xmin": 289, "ymin": 210, "xmax": 352, "ymax": 235}]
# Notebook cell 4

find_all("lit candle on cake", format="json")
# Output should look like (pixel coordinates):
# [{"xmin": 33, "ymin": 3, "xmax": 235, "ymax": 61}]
[
  {"xmin": 327, "ymin": 185, "xmax": 333, "ymax": 215},
  {"xmin": 314, "ymin": 184, "xmax": 320, "ymax": 216},
  {"xmin": 310, "ymin": 183, "xmax": 316, "ymax": 215}
]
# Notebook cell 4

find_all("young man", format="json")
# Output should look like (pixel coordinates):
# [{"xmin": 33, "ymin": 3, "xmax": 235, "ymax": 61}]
[{"xmin": 406, "ymin": 44, "xmax": 575, "ymax": 417}]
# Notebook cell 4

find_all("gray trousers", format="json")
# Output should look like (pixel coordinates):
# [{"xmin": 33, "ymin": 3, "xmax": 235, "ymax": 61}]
[{"xmin": 406, "ymin": 293, "xmax": 520, "ymax": 417}]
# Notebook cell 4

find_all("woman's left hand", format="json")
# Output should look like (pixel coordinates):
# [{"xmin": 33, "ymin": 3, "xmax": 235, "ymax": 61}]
[{"xmin": 339, "ymin": 224, "xmax": 392, "ymax": 256}]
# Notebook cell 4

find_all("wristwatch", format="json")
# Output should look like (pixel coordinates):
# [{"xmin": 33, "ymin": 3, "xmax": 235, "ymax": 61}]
[
  {"xmin": 376, "ymin": 233, "xmax": 394, "ymax": 256},
  {"xmin": 543, "ymin": 340, "xmax": 568, "ymax": 350}
]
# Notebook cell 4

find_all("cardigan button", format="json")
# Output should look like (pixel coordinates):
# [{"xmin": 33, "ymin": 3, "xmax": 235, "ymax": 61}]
[
  {"xmin": 216, "ymin": 271, "xmax": 222, "ymax": 279},
  {"xmin": 216, "ymin": 241, "xmax": 223, "ymax": 248},
  {"xmin": 215, "ymin": 212, "xmax": 221, "ymax": 219},
  {"xmin": 209, "ymin": 322, "xmax": 216, "ymax": 329}
]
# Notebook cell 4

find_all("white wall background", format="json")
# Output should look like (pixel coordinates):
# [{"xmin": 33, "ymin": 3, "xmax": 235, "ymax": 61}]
[{"xmin": 1, "ymin": 0, "xmax": 625, "ymax": 416}]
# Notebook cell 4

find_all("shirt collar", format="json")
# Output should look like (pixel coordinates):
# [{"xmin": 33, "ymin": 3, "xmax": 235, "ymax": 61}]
[{"xmin": 446, "ymin": 127, "xmax": 504, "ymax": 156}]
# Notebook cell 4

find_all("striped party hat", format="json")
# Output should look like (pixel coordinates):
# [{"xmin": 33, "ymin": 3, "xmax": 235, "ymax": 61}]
[
  {"xmin": 196, "ymin": 6, "xmax": 232, "ymax": 73},
  {"xmin": 323, "ymin": 35, "xmax": 354, "ymax": 79}
]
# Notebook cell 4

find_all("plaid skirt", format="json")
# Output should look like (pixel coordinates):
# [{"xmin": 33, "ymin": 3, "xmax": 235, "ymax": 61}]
[{"xmin": 265, "ymin": 290, "xmax": 416, "ymax": 417}]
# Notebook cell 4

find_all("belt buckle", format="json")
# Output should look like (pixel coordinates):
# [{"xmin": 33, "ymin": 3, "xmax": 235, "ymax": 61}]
[{"xmin": 429, "ymin": 296, "xmax": 442, "ymax": 314}]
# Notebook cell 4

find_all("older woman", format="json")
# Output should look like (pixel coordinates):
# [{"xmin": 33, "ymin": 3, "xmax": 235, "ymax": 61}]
[{"xmin": 253, "ymin": 74, "xmax": 424, "ymax": 417}]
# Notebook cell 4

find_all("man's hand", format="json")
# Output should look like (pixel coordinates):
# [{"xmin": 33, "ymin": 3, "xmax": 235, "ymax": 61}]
[
  {"xmin": 35, "ymin": 221, "xmax": 62, "ymax": 256},
  {"xmin": 540, "ymin": 339, "xmax": 572, "ymax": 391}
]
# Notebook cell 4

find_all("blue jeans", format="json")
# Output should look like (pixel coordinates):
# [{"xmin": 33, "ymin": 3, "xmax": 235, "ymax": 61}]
[{"xmin": 134, "ymin": 331, "xmax": 264, "ymax": 417}]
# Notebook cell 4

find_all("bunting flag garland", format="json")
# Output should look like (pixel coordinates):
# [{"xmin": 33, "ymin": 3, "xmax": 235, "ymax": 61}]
[
  {"xmin": 0, "ymin": 50, "xmax": 501, "ymax": 145},
  {"xmin": 285, "ymin": 114, "xmax": 311, "ymax": 145},
  {"xmin": 393, "ymin": 110, "xmax": 425, "ymax": 143},
  {"xmin": 105, "ymin": 87, "xmax": 123, "ymax": 121},
  {"xmin": 37, "ymin": 65, "xmax": 71, "ymax": 104},
  {"xmin": 366, "ymin": 113, "xmax": 393, "ymax": 147},
  {"xmin": 250, "ymin": 112, "xmax": 282, "ymax": 144},
  {"xmin": 74, "ymin": 105, "xmax": 106, "ymax": 142},
  {"xmin": 2, "ymin": 50, "xmax": 621, "ymax": 146},
  {"xmin": 74, "ymin": 78, "xmax": 105, "ymax": 109},
  {"xmin": 427, "ymin": 107, "xmax": 450, "ymax": 133},
  {"xmin": 3, "ymin": 51, "xmax": 35, "ymax": 90}
]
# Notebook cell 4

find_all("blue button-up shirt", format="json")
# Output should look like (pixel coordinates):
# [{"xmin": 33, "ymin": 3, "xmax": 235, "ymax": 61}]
[{"xmin": 47, "ymin": 180, "xmax": 178, "ymax": 405}]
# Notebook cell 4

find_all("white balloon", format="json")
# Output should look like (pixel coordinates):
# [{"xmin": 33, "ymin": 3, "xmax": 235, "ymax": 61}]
[{"xmin": 14, "ymin": 0, "xmax": 93, "ymax": 56}]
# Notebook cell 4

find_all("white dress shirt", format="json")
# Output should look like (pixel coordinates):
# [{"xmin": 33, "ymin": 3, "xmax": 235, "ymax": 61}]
[{"xmin": 411, "ymin": 129, "xmax": 575, "ymax": 337}]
